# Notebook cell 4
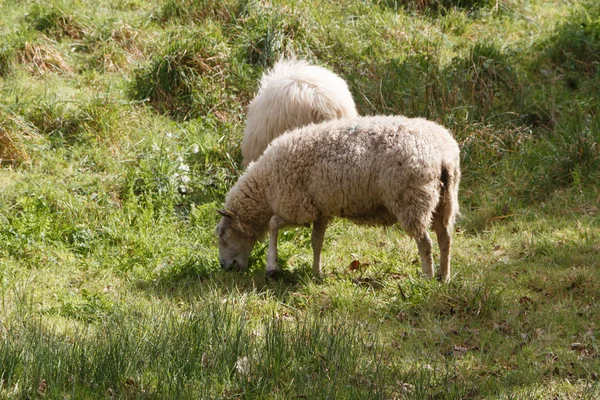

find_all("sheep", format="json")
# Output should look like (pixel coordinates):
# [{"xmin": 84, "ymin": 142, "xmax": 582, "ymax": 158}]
[
  {"xmin": 216, "ymin": 115, "xmax": 461, "ymax": 282},
  {"xmin": 241, "ymin": 58, "xmax": 358, "ymax": 167}
]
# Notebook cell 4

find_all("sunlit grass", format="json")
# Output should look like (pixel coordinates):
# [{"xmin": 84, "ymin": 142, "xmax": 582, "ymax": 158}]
[{"xmin": 1, "ymin": 0, "xmax": 599, "ymax": 398}]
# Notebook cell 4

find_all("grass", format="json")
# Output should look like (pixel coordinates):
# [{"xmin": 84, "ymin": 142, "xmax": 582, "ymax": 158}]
[{"xmin": 1, "ymin": 0, "xmax": 599, "ymax": 398}]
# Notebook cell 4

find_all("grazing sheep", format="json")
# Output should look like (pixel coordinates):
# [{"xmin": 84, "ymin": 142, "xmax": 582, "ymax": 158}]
[
  {"xmin": 241, "ymin": 58, "xmax": 358, "ymax": 166},
  {"xmin": 217, "ymin": 115, "xmax": 461, "ymax": 281}
]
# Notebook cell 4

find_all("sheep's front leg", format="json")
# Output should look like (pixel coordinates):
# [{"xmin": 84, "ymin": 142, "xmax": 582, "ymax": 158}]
[
  {"xmin": 311, "ymin": 217, "xmax": 329, "ymax": 278},
  {"xmin": 415, "ymin": 232, "xmax": 434, "ymax": 279},
  {"xmin": 266, "ymin": 215, "xmax": 287, "ymax": 278}
]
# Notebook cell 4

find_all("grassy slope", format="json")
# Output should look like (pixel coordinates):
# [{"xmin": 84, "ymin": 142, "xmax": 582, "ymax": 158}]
[{"xmin": 1, "ymin": 0, "xmax": 599, "ymax": 398}]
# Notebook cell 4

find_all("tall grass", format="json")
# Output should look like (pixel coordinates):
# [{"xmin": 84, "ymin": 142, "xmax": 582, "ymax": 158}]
[{"xmin": 0, "ymin": 291, "xmax": 390, "ymax": 399}]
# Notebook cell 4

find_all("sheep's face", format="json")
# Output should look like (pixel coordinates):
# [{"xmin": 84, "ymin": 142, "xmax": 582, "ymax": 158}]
[{"xmin": 216, "ymin": 213, "xmax": 256, "ymax": 271}]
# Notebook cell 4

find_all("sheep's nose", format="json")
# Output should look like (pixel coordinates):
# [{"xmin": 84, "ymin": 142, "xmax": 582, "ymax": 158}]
[{"xmin": 220, "ymin": 260, "xmax": 237, "ymax": 271}]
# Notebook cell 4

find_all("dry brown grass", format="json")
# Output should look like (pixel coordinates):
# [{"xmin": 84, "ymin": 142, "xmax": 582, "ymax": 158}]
[
  {"xmin": 111, "ymin": 25, "xmax": 143, "ymax": 58},
  {"xmin": 0, "ymin": 109, "xmax": 40, "ymax": 165},
  {"xmin": 17, "ymin": 40, "xmax": 72, "ymax": 76}
]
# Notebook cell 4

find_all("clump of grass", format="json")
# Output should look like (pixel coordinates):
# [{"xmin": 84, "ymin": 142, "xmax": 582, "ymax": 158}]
[
  {"xmin": 124, "ymin": 140, "xmax": 190, "ymax": 216},
  {"xmin": 157, "ymin": 0, "xmax": 245, "ymax": 24},
  {"xmin": 79, "ymin": 23, "xmax": 145, "ymax": 72},
  {"xmin": 0, "ymin": 108, "xmax": 41, "ymax": 165},
  {"xmin": 516, "ymin": 111, "xmax": 600, "ymax": 199},
  {"xmin": 75, "ymin": 96, "xmax": 127, "ymax": 146},
  {"xmin": 52, "ymin": 289, "xmax": 117, "ymax": 323},
  {"xmin": 352, "ymin": 39, "xmax": 520, "ymax": 124},
  {"xmin": 421, "ymin": 280, "xmax": 506, "ymax": 320},
  {"xmin": 25, "ymin": 3, "xmax": 89, "ymax": 40},
  {"xmin": 123, "ymin": 115, "xmax": 242, "ymax": 217},
  {"xmin": 16, "ymin": 96, "xmax": 125, "ymax": 148},
  {"xmin": 24, "ymin": 100, "xmax": 83, "ymax": 146},
  {"xmin": 128, "ymin": 26, "xmax": 233, "ymax": 120},
  {"xmin": 184, "ymin": 117, "xmax": 243, "ymax": 202},
  {"xmin": 17, "ymin": 40, "xmax": 73, "ymax": 76},
  {"xmin": 241, "ymin": 6, "xmax": 314, "ymax": 67}
]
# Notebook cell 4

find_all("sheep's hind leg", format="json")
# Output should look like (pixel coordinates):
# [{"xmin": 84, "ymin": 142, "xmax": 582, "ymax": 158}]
[
  {"xmin": 311, "ymin": 217, "xmax": 329, "ymax": 278},
  {"xmin": 415, "ymin": 232, "xmax": 435, "ymax": 279},
  {"xmin": 432, "ymin": 213, "xmax": 452, "ymax": 283},
  {"xmin": 266, "ymin": 215, "xmax": 287, "ymax": 279}
]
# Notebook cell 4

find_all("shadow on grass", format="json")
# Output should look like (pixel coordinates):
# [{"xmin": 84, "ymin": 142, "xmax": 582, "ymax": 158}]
[{"xmin": 135, "ymin": 252, "xmax": 317, "ymax": 303}]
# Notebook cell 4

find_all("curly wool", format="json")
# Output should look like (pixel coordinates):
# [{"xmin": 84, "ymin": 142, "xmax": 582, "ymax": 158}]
[
  {"xmin": 227, "ymin": 115, "xmax": 460, "ymax": 239},
  {"xmin": 241, "ymin": 58, "xmax": 358, "ymax": 166}
]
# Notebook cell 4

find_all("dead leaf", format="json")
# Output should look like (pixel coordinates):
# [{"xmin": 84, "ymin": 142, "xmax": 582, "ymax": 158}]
[
  {"xmin": 570, "ymin": 342, "xmax": 583, "ymax": 351},
  {"xmin": 397, "ymin": 381, "xmax": 415, "ymax": 393},
  {"xmin": 348, "ymin": 260, "xmax": 361, "ymax": 272}
]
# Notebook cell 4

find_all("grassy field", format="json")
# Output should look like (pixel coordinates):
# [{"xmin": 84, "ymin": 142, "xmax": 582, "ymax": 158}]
[{"xmin": 1, "ymin": 0, "xmax": 599, "ymax": 398}]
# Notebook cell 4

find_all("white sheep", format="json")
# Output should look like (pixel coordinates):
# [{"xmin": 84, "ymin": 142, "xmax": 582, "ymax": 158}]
[
  {"xmin": 217, "ymin": 115, "xmax": 461, "ymax": 281},
  {"xmin": 241, "ymin": 58, "xmax": 358, "ymax": 166}
]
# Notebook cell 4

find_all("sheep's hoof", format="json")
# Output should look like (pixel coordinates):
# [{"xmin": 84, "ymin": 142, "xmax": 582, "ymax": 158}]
[{"xmin": 265, "ymin": 269, "xmax": 281, "ymax": 280}]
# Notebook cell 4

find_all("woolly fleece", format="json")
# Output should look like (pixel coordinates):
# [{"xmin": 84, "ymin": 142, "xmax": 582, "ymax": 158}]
[
  {"xmin": 241, "ymin": 59, "xmax": 358, "ymax": 166},
  {"xmin": 218, "ymin": 115, "xmax": 460, "ymax": 279}
]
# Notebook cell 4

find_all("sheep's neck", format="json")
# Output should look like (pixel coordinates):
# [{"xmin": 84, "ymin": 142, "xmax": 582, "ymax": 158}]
[{"xmin": 228, "ymin": 174, "xmax": 272, "ymax": 238}]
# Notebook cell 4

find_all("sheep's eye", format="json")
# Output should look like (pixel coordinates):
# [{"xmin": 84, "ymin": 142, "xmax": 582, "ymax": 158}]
[{"xmin": 219, "ymin": 232, "xmax": 228, "ymax": 245}]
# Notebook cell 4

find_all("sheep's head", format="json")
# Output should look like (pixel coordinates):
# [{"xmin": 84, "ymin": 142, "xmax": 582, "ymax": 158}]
[{"xmin": 215, "ymin": 209, "xmax": 257, "ymax": 271}]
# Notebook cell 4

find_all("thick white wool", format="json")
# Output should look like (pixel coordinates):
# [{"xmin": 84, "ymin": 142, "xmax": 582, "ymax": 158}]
[
  {"xmin": 241, "ymin": 59, "xmax": 358, "ymax": 166},
  {"xmin": 218, "ymin": 115, "xmax": 461, "ymax": 281}
]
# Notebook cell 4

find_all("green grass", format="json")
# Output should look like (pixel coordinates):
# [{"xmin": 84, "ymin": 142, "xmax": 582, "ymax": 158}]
[{"xmin": 1, "ymin": 0, "xmax": 600, "ymax": 398}]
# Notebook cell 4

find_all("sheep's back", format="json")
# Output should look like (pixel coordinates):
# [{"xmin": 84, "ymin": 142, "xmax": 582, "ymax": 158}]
[
  {"xmin": 241, "ymin": 59, "xmax": 358, "ymax": 166},
  {"xmin": 258, "ymin": 115, "xmax": 459, "ymax": 224}
]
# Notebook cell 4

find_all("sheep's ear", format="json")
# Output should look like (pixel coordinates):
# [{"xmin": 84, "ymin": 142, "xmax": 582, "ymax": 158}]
[{"xmin": 217, "ymin": 209, "xmax": 235, "ymax": 219}]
